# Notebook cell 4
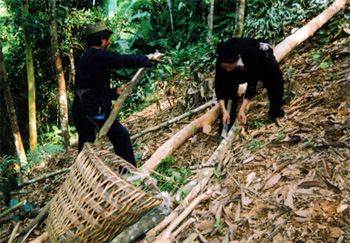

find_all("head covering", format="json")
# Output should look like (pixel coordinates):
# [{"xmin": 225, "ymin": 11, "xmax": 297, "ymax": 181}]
[
  {"xmin": 217, "ymin": 40, "xmax": 239, "ymax": 63},
  {"xmin": 84, "ymin": 21, "xmax": 112, "ymax": 37}
]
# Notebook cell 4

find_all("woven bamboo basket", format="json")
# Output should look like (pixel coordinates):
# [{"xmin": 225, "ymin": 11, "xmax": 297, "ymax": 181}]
[{"xmin": 46, "ymin": 142, "xmax": 162, "ymax": 243}]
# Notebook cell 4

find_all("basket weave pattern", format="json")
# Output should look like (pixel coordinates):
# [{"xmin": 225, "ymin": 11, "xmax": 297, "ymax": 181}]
[{"xmin": 47, "ymin": 143, "xmax": 161, "ymax": 242}]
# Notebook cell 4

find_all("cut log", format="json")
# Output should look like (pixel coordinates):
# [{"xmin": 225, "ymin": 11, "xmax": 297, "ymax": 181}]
[
  {"xmin": 274, "ymin": 0, "xmax": 346, "ymax": 63},
  {"xmin": 142, "ymin": 105, "xmax": 220, "ymax": 174},
  {"xmin": 131, "ymin": 99, "xmax": 216, "ymax": 141}
]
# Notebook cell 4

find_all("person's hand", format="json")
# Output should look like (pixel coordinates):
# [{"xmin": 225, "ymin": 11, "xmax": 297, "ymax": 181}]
[
  {"xmin": 117, "ymin": 82, "xmax": 131, "ymax": 95},
  {"xmin": 238, "ymin": 109, "xmax": 247, "ymax": 125},
  {"xmin": 146, "ymin": 54, "xmax": 154, "ymax": 60},
  {"xmin": 222, "ymin": 109, "xmax": 231, "ymax": 125}
]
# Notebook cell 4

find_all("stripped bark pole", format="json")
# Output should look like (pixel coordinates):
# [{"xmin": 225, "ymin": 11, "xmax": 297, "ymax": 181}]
[
  {"xmin": 142, "ymin": 105, "xmax": 220, "ymax": 174},
  {"xmin": 274, "ymin": 0, "xmax": 346, "ymax": 63},
  {"xmin": 131, "ymin": 99, "xmax": 216, "ymax": 141}
]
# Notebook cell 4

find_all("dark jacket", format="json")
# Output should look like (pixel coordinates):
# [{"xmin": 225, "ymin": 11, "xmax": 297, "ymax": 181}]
[
  {"xmin": 73, "ymin": 48, "xmax": 152, "ymax": 117},
  {"xmin": 215, "ymin": 38, "xmax": 280, "ymax": 101}
]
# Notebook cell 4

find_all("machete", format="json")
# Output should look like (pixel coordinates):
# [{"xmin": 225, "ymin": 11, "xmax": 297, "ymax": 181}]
[{"xmin": 221, "ymin": 99, "xmax": 232, "ymax": 138}]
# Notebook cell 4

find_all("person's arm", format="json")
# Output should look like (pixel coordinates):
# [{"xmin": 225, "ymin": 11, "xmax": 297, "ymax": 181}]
[
  {"xmin": 238, "ymin": 98, "xmax": 250, "ymax": 125},
  {"xmin": 218, "ymin": 99, "xmax": 231, "ymax": 124},
  {"xmin": 104, "ymin": 51, "xmax": 153, "ymax": 69}
]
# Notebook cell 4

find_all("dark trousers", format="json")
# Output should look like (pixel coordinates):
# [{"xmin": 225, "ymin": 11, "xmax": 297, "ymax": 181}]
[
  {"xmin": 73, "ymin": 113, "xmax": 136, "ymax": 167},
  {"xmin": 224, "ymin": 48, "xmax": 285, "ymax": 127}
]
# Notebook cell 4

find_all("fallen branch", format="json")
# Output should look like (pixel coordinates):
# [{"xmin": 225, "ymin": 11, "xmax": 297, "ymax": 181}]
[
  {"xmin": 8, "ymin": 221, "xmax": 20, "ymax": 243},
  {"xmin": 172, "ymin": 218, "xmax": 195, "ymax": 238},
  {"xmin": 131, "ymin": 99, "xmax": 216, "ymax": 141},
  {"xmin": 19, "ymin": 201, "xmax": 51, "ymax": 235},
  {"xmin": 286, "ymin": 97, "xmax": 324, "ymax": 114},
  {"xmin": 18, "ymin": 168, "xmax": 70, "ymax": 188},
  {"xmin": 274, "ymin": 0, "xmax": 346, "ymax": 63},
  {"xmin": 28, "ymin": 231, "xmax": 49, "ymax": 243},
  {"xmin": 154, "ymin": 190, "xmax": 212, "ymax": 243},
  {"xmin": 0, "ymin": 200, "xmax": 24, "ymax": 218},
  {"xmin": 144, "ymin": 168, "xmax": 213, "ymax": 242},
  {"xmin": 0, "ymin": 208, "xmax": 40, "ymax": 226}
]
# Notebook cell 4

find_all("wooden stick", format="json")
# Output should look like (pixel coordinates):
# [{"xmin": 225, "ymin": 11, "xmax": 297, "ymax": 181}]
[
  {"xmin": 0, "ymin": 200, "xmax": 24, "ymax": 218},
  {"xmin": 172, "ymin": 218, "xmax": 195, "ymax": 238},
  {"xmin": 202, "ymin": 119, "xmax": 241, "ymax": 167},
  {"xmin": 28, "ymin": 231, "xmax": 49, "ymax": 243},
  {"xmin": 19, "ymin": 201, "xmax": 51, "ymax": 235},
  {"xmin": 155, "ymin": 190, "xmax": 212, "ymax": 243},
  {"xmin": 183, "ymin": 233, "xmax": 199, "ymax": 243},
  {"xmin": 18, "ymin": 168, "xmax": 70, "ymax": 188},
  {"xmin": 95, "ymin": 53, "xmax": 165, "ymax": 145},
  {"xmin": 8, "ymin": 221, "xmax": 20, "ymax": 243},
  {"xmin": 20, "ymin": 223, "xmax": 38, "ymax": 243}
]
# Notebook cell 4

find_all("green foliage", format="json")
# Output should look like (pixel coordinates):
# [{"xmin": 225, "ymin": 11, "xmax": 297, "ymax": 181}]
[
  {"xmin": 246, "ymin": 138, "xmax": 266, "ymax": 151},
  {"xmin": 0, "ymin": 155, "xmax": 20, "ymax": 204},
  {"xmin": 151, "ymin": 156, "xmax": 192, "ymax": 193},
  {"xmin": 25, "ymin": 144, "xmax": 66, "ymax": 171},
  {"xmin": 243, "ymin": 0, "xmax": 329, "ymax": 43},
  {"xmin": 40, "ymin": 124, "xmax": 77, "ymax": 146},
  {"xmin": 8, "ymin": 198, "xmax": 35, "ymax": 222}
]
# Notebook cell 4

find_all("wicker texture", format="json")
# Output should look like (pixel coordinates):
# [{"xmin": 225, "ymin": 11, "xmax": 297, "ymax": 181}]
[{"xmin": 47, "ymin": 143, "xmax": 161, "ymax": 242}]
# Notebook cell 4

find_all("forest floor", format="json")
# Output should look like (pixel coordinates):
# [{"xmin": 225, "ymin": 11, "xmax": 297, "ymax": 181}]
[{"xmin": 0, "ymin": 36, "xmax": 349, "ymax": 243}]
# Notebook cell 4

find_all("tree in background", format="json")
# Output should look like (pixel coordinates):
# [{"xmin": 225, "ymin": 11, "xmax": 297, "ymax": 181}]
[
  {"xmin": 21, "ymin": 0, "xmax": 37, "ymax": 150},
  {"xmin": 235, "ymin": 0, "xmax": 245, "ymax": 37},
  {"xmin": 48, "ymin": 0, "xmax": 69, "ymax": 149},
  {"xmin": 207, "ymin": 0, "xmax": 214, "ymax": 43},
  {"xmin": 0, "ymin": 42, "xmax": 27, "ymax": 168}
]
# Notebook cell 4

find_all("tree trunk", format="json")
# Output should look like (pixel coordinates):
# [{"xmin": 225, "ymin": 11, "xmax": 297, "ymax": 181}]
[
  {"xmin": 274, "ymin": 0, "xmax": 346, "ymax": 63},
  {"xmin": 48, "ymin": 0, "xmax": 70, "ymax": 149},
  {"xmin": 207, "ymin": 0, "xmax": 214, "ymax": 43},
  {"xmin": 0, "ymin": 43, "xmax": 27, "ymax": 168},
  {"xmin": 235, "ymin": 0, "xmax": 245, "ymax": 37},
  {"xmin": 142, "ymin": 104, "xmax": 220, "ymax": 174},
  {"xmin": 167, "ymin": 0, "xmax": 174, "ymax": 33},
  {"xmin": 21, "ymin": 0, "xmax": 37, "ymax": 150}
]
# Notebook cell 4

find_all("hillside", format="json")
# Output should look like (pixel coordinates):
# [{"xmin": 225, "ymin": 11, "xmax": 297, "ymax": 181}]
[{"xmin": 0, "ymin": 29, "xmax": 349, "ymax": 243}]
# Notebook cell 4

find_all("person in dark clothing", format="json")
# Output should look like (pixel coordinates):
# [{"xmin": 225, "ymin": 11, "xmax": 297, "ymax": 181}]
[
  {"xmin": 72, "ymin": 21, "xmax": 154, "ymax": 167},
  {"xmin": 215, "ymin": 37, "xmax": 286, "ymax": 129}
]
